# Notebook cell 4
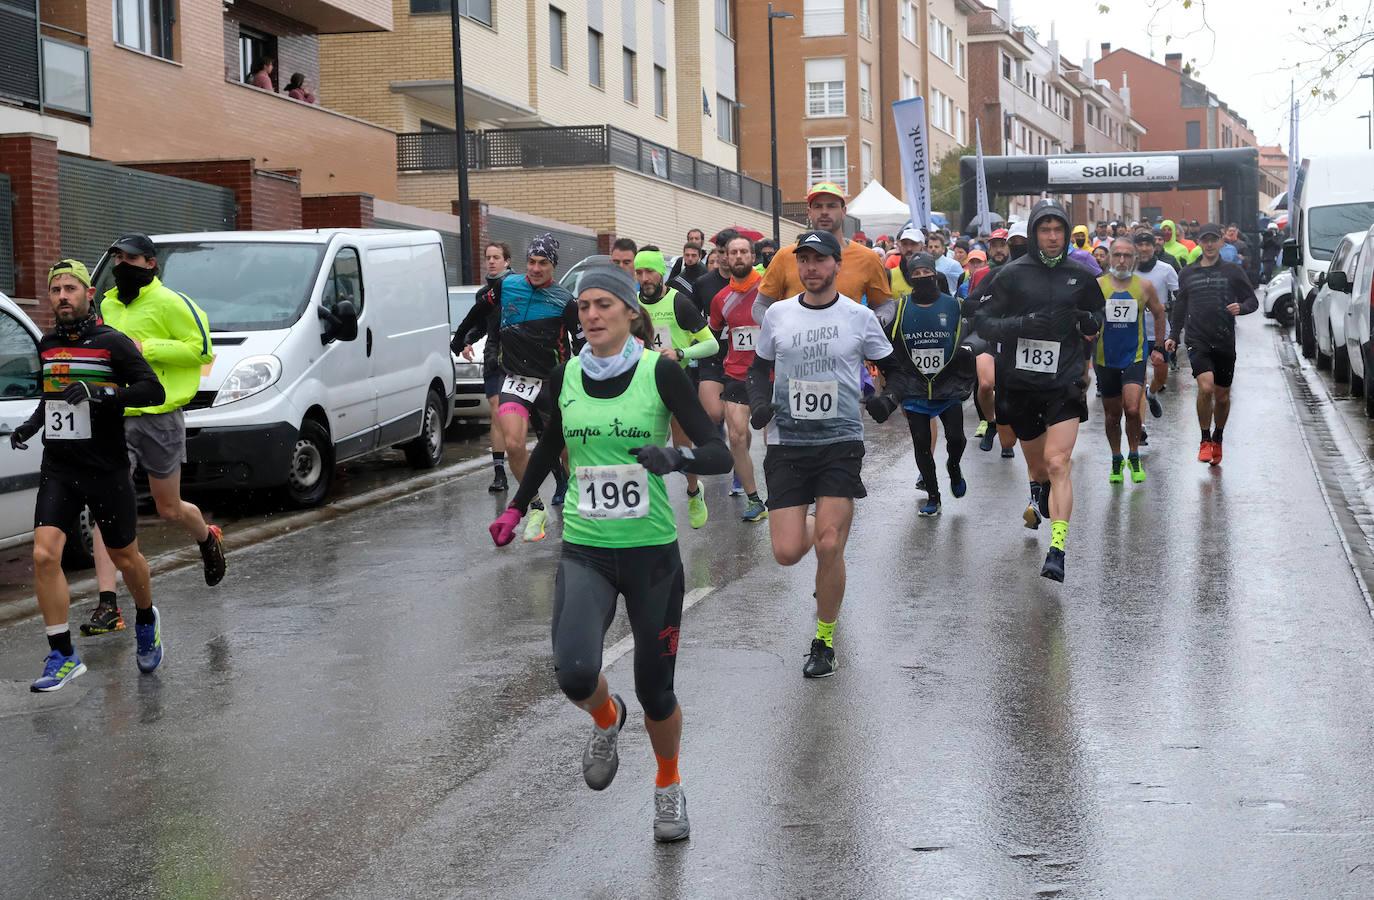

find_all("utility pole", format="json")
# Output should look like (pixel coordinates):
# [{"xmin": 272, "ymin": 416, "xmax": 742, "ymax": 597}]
[
  {"xmin": 450, "ymin": 2, "xmax": 474, "ymax": 284},
  {"xmin": 768, "ymin": 4, "xmax": 795, "ymax": 246}
]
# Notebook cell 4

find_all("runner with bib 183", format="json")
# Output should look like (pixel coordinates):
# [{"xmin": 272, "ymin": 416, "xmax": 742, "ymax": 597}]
[{"xmin": 488, "ymin": 264, "xmax": 731, "ymax": 842}]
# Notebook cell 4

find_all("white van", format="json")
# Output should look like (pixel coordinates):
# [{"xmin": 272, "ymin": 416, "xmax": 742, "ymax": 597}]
[
  {"xmin": 1284, "ymin": 152, "xmax": 1374, "ymax": 355},
  {"xmin": 93, "ymin": 229, "xmax": 455, "ymax": 507}
]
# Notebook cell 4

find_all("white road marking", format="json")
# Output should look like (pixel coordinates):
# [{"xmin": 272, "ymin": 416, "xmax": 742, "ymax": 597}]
[{"xmin": 601, "ymin": 586, "xmax": 715, "ymax": 668}]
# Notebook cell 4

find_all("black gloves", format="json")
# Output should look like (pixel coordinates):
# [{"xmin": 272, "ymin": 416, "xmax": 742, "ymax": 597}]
[
  {"xmin": 628, "ymin": 445, "xmax": 687, "ymax": 475},
  {"xmin": 749, "ymin": 400, "xmax": 776, "ymax": 430},
  {"xmin": 864, "ymin": 394, "xmax": 897, "ymax": 423},
  {"xmin": 61, "ymin": 381, "xmax": 115, "ymax": 406},
  {"xmin": 9, "ymin": 424, "xmax": 35, "ymax": 450},
  {"xmin": 1076, "ymin": 310, "xmax": 1101, "ymax": 338}
]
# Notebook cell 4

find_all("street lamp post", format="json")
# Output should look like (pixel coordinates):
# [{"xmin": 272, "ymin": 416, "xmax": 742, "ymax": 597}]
[
  {"xmin": 768, "ymin": 4, "xmax": 795, "ymax": 247},
  {"xmin": 1360, "ymin": 113, "xmax": 1372, "ymax": 150},
  {"xmin": 1360, "ymin": 72, "xmax": 1374, "ymax": 153},
  {"xmin": 450, "ymin": 2, "xmax": 474, "ymax": 284}
]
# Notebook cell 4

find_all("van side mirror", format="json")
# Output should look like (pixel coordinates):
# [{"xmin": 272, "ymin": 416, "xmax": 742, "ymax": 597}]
[
  {"xmin": 1281, "ymin": 239, "xmax": 1300, "ymax": 267},
  {"xmin": 1327, "ymin": 270, "xmax": 1351, "ymax": 293},
  {"xmin": 318, "ymin": 300, "xmax": 359, "ymax": 344}
]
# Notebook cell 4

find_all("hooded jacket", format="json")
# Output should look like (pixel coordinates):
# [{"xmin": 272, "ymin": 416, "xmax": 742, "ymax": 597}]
[
  {"xmin": 972, "ymin": 199, "xmax": 1106, "ymax": 392},
  {"xmin": 99, "ymin": 277, "xmax": 213, "ymax": 415},
  {"xmin": 1159, "ymin": 220, "xmax": 1191, "ymax": 267}
]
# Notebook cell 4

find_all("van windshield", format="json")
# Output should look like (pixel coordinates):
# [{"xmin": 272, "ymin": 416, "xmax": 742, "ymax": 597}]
[
  {"xmin": 1308, "ymin": 203, "xmax": 1374, "ymax": 261},
  {"xmin": 94, "ymin": 242, "xmax": 326, "ymax": 332}
]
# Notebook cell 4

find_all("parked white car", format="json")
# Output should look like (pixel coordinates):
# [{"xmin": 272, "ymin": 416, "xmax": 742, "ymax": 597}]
[
  {"xmin": 92, "ymin": 229, "xmax": 456, "ymax": 508},
  {"xmin": 1311, "ymin": 230, "xmax": 1366, "ymax": 382},
  {"xmin": 0, "ymin": 292, "xmax": 93, "ymax": 567},
  {"xmin": 1344, "ymin": 223, "xmax": 1374, "ymax": 416},
  {"xmin": 448, "ymin": 285, "xmax": 491, "ymax": 425},
  {"xmin": 1261, "ymin": 268, "xmax": 1294, "ymax": 326}
]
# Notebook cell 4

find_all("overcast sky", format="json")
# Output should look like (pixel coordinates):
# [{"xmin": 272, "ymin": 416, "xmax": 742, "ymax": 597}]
[{"xmin": 1014, "ymin": 0, "xmax": 1374, "ymax": 159}]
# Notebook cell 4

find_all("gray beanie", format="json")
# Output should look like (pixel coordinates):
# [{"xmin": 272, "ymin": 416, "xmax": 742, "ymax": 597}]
[{"xmin": 576, "ymin": 263, "xmax": 641, "ymax": 311}]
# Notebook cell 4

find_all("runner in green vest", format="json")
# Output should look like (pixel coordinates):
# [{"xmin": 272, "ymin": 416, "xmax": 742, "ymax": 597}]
[
  {"xmin": 489, "ymin": 263, "xmax": 730, "ymax": 843},
  {"xmin": 633, "ymin": 248, "xmax": 719, "ymax": 528}
]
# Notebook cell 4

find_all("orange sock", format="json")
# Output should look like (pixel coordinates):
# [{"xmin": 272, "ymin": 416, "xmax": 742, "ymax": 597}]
[
  {"xmin": 654, "ymin": 752, "xmax": 680, "ymax": 788},
  {"xmin": 590, "ymin": 696, "xmax": 618, "ymax": 730}
]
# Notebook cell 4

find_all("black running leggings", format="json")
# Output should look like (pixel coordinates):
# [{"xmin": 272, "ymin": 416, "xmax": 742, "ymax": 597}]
[
  {"xmin": 552, "ymin": 541, "xmax": 685, "ymax": 722},
  {"xmin": 904, "ymin": 405, "xmax": 968, "ymax": 498}
]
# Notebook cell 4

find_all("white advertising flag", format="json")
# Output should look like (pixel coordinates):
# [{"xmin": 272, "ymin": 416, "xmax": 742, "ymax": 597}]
[
  {"xmin": 1287, "ymin": 83, "xmax": 1300, "ymax": 237},
  {"xmin": 974, "ymin": 119, "xmax": 992, "ymax": 236},
  {"xmin": 892, "ymin": 97, "xmax": 932, "ymax": 232}
]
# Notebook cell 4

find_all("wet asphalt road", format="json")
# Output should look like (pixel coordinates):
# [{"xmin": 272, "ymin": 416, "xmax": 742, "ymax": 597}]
[{"xmin": 3, "ymin": 315, "xmax": 1373, "ymax": 899}]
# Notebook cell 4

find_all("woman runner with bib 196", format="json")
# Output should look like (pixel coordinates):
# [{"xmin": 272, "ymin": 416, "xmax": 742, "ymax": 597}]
[{"xmin": 489, "ymin": 264, "xmax": 731, "ymax": 842}]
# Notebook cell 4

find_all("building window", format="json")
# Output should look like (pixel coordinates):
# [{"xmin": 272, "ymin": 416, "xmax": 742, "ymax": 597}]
[
  {"xmin": 957, "ymin": 108, "xmax": 967, "ymax": 143},
  {"xmin": 954, "ymin": 41, "xmax": 965, "ymax": 78},
  {"xmin": 929, "ymin": 15, "xmax": 953, "ymax": 66},
  {"xmin": 857, "ymin": 0, "xmax": 872, "ymax": 39},
  {"xmin": 717, "ymin": 94, "xmax": 734, "ymax": 143},
  {"xmin": 420, "ymin": 119, "xmax": 455, "ymax": 132},
  {"xmin": 1185, "ymin": 120, "xmax": 1201, "ymax": 148},
  {"xmin": 623, "ymin": 48, "xmax": 637, "ymax": 103},
  {"xmin": 239, "ymin": 27, "xmax": 277, "ymax": 86},
  {"xmin": 588, "ymin": 29, "xmax": 604, "ymax": 87},
  {"xmin": 808, "ymin": 140, "xmax": 847, "ymax": 193},
  {"xmin": 549, "ymin": 7, "xmax": 566, "ymax": 69},
  {"xmin": 859, "ymin": 61, "xmax": 873, "ymax": 121},
  {"xmin": 900, "ymin": 0, "xmax": 917, "ymax": 42},
  {"xmin": 1002, "ymin": 52, "xmax": 1012, "ymax": 79},
  {"xmin": 653, "ymin": 65, "xmax": 667, "ymax": 116},
  {"xmin": 901, "ymin": 73, "xmax": 917, "ymax": 100},
  {"xmin": 861, "ymin": 140, "xmax": 873, "ymax": 186},
  {"xmin": 931, "ymin": 88, "xmax": 954, "ymax": 135},
  {"xmin": 805, "ymin": 57, "xmax": 845, "ymax": 117},
  {"xmin": 116, "ymin": 0, "xmax": 176, "ymax": 60},
  {"xmin": 803, "ymin": 0, "xmax": 844, "ymax": 36},
  {"xmin": 716, "ymin": 0, "xmax": 731, "ymax": 36},
  {"xmin": 410, "ymin": 0, "xmax": 493, "ymax": 26}
]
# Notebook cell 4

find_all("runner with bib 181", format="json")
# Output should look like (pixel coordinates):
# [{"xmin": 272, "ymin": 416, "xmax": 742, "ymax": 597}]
[{"xmin": 489, "ymin": 264, "xmax": 731, "ymax": 843}]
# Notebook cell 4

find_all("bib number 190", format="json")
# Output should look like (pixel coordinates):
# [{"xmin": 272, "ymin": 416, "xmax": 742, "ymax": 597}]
[
  {"xmin": 789, "ymin": 379, "xmax": 838, "ymax": 419},
  {"xmin": 577, "ymin": 464, "xmax": 649, "ymax": 519}
]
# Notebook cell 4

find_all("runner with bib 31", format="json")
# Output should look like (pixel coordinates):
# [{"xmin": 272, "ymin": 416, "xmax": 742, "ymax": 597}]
[
  {"xmin": 488, "ymin": 264, "xmax": 731, "ymax": 843},
  {"xmin": 973, "ymin": 200, "xmax": 1105, "ymax": 582}
]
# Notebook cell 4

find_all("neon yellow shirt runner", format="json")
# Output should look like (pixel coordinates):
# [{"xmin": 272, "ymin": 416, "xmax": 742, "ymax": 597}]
[
  {"xmin": 640, "ymin": 288, "xmax": 717, "ymax": 368},
  {"xmin": 560, "ymin": 349, "xmax": 676, "ymax": 549}
]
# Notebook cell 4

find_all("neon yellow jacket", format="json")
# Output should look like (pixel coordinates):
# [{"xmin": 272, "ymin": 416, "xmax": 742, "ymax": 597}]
[
  {"xmin": 100, "ymin": 277, "xmax": 213, "ymax": 415},
  {"xmin": 1159, "ymin": 220, "xmax": 1190, "ymax": 268}
]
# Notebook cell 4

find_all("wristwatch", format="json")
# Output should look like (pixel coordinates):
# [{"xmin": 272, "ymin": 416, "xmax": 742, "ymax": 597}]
[{"xmin": 674, "ymin": 348, "xmax": 684, "ymax": 362}]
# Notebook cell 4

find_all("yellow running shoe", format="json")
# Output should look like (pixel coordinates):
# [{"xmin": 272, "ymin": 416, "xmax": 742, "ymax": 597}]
[
  {"xmin": 523, "ymin": 507, "xmax": 547, "ymax": 542},
  {"xmin": 688, "ymin": 491, "xmax": 708, "ymax": 529}
]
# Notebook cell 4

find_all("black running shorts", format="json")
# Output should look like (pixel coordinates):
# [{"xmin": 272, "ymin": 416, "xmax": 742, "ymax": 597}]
[
  {"xmin": 34, "ymin": 469, "xmax": 139, "ymax": 550},
  {"xmin": 1187, "ymin": 345, "xmax": 1237, "ymax": 388},
  {"xmin": 995, "ymin": 383, "xmax": 1089, "ymax": 443},
  {"xmin": 763, "ymin": 441, "xmax": 866, "ymax": 510}
]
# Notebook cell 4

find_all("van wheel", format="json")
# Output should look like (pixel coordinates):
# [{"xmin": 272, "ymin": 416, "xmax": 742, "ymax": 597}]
[
  {"xmin": 403, "ymin": 389, "xmax": 445, "ymax": 469},
  {"xmin": 1316, "ymin": 322, "xmax": 1332, "ymax": 370},
  {"xmin": 282, "ymin": 419, "xmax": 334, "ymax": 508},
  {"xmin": 1334, "ymin": 341, "xmax": 1351, "ymax": 382},
  {"xmin": 1300, "ymin": 306, "xmax": 1316, "ymax": 358},
  {"xmin": 61, "ymin": 506, "xmax": 94, "ymax": 571}
]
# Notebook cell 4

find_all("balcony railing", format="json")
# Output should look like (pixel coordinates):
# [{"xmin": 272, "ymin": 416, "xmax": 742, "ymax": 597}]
[{"xmin": 398, "ymin": 125, "xmax": 775, "ymax": 215}]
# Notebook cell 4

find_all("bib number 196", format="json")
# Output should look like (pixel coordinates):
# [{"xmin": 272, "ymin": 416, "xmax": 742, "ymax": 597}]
[
  {"xmin": 1015, "ymin": 338, "xmax": 1059, "ymax": 373},
  {"xmin": 789, "ymin": 379, "xmax": 838, "ymax": 419},
  {"xmin": 577, "ymin": 464, "xmax": 649, "ymax": 519}
]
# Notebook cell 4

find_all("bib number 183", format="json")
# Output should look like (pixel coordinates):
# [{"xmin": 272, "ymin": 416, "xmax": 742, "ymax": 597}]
[
  {"xmin": 1015, "ymin": 338, "xmax": 1059, "ymax": 373},
  {"xmin": 577, "ymin": 464, "xmax": 649, "ymax": 519},
  {"xmin": 789, "ymin": 379, "xmax": 838, "ymax": 419}
]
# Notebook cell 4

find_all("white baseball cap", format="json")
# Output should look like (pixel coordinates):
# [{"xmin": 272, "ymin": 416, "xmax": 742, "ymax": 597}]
[
  {"xmin": 1009, "ymin": 221, "xmax": 1028, "ymax": 239},
  {"xmin": 899, "ymin": 226, "xmax": 925, "ymax": 243}
]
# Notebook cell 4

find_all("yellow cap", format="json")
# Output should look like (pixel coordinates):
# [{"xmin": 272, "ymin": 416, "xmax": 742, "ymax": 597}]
[{"xmin": 48, "ymin": 259, "xmax": 91, "ymax": 288}]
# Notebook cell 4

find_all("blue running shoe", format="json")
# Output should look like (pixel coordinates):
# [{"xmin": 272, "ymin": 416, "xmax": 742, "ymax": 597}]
[
  {"xmin": 30, "ymin": 649, "xmax": 86, "ymax": 692},
  {"xmin": 1000, "ymin": 447, "xmax": 1015, "ymax": 459},
  {"xmin": 551, "ymin": 472, "xmax": 568, "ymax": 506},
  {"xmin": 741, "ymin": 498, "xmax": 768, "ymax": 522},
  {"xmin": 730, "ymin": 474, "xmax": 744, "ymax": 497},
  {"xmin": 919, "ymin": 498, "xmax": 941, "ymax": 517},
  {"xmin": 947, "ymin": 462, "xmax": 967, "ymax": 498},
  {"xmin": 979, "ymin": 430, "xmax": 996, "ymax": 452},
  {"xmin": 135, "ymin": 606, "xmax": 164, "ymax": 673}
]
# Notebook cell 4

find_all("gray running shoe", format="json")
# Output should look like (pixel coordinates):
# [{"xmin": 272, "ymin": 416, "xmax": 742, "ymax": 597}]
[
  {"xmin": 653, "ymin": 782, "xmax": 691, "ymax": 842},
  {"xmin": 582, "ymin": 694, "xmax": 626, "ymax": 791}
]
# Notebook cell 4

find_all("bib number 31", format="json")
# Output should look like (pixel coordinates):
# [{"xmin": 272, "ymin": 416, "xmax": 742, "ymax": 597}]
[
  {"xmin": 1015, "ymin": 338, "xmax": 1060, "ymax": 373},
  {"xmin": 577, "ymin": 464, "xmax": 649, "ymax": 519},
  {"xmin": 789, "ymin": 379, "xmax": 838, "ymax": 419},
  {"xmin": 44, "ymin": 399, "xmax": 92, "ymax": 441}
]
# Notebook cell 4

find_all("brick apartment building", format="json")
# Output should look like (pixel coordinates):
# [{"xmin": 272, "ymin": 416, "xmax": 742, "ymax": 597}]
[
  {"xmin": 1257, "ymin": 144, "xmax": 1288, "ymax": 209},
  {"xmin": 1096, "ymin": 46, "xmax": 1257, "ymax": 225},
  {"xmin": 734, "ymin": 0, "xmax": 975, "ymax": 210},
  {"xmin": 965, "ymin": 0, "xmax": 1077, "ymax": 219},
  {"xmin": 319, "ymin": 0, "xmax": 779, "ymax": 255}
]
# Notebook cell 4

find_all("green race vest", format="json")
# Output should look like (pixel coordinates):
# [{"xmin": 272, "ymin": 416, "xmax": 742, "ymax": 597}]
[
  {"xmin": 560, "ymin": 349, "xmax": 676, "ymax": 548},
  {"xmin": 640, "ymin": 288, "xmax": 692, "ymax": 366}
]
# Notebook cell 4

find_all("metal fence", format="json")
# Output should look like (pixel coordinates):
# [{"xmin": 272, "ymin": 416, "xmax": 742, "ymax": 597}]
[
  {"xmin": 487, "ymin": 213, "xmax": 598, "ymax": 276},
  {"xmin": 0, "ymin": 174, "xmax": 13, "ymax": 294},
  {"xmin": 0, "ymin": 0, "xmax": 40, "ymax": 107},
  {"xmin": 398, "ymin": 126, "xmax": 775, "ymax": 215},
  {"xmin": 58, "ymin": 155, "xmax": 236, "ymax": 268}
]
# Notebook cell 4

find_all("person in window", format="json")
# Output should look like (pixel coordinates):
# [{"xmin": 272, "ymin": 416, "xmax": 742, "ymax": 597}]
[
  {"xmin": 249, "ymin": 56, "xmax": 276, "ymax": 92},
  {"xmin": 286, "ymin": 73, "xmax": 316, "ymax": 104}
]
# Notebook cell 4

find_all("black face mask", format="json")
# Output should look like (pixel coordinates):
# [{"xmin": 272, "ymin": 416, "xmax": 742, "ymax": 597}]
[
  {"xmin": 113, "ymin": 262, "xmax": 156, "ymax": 299},
  {"xmin": 1137, "ymin": 256, "xmax": 1157, "ymax": 273},
  {"xmin": 759, "ymin": 251, "xmax": 776, "ymax": 268},
  {"xmin": 911, "ymin": 275, "xmax": 941, "ymax": 304},
  {"xmin": 640, "ymin": 281, "xmax": 664, "ymax": 302},
  {"xmin": 1009, "ymin": 242, "xmax": 1028, "ymax": 260}
]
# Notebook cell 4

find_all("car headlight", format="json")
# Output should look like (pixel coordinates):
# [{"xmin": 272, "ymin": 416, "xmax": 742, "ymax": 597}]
[
  {"xmin": 451, "ymin": 353, "xmax": 483, "ymax": 380},
  {"xmin": 213, "ymin": 355, "xmax": 282, "ymax": 407}
]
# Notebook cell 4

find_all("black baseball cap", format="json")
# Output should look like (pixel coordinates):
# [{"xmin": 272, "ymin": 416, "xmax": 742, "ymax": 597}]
[
  {"xmin": 1197, "ymin": 222, "xmax": 1223, "ymax": 239},
  {"xmin": 1132, "ymin": 231, "xmax": 1156, "ymax": 245},
  {"xmin": 906, "ymin": 252, "xmax": 939, "ymax": 273},
  {"xmin": 794, "ymin": 230, "xmax": 843, "ymax": 260},
  {"xmin": 109, "ymin": 233, "xmax": 157, "ymax": 257}
]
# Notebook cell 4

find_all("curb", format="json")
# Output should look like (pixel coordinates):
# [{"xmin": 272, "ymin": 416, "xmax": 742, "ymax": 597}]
[{"xmin": 0, "ymin": 453, "xmax": 493, "ymax": 630}]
